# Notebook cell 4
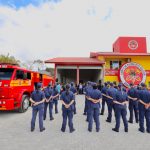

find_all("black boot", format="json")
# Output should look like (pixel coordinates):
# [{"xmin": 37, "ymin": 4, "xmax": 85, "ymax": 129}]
[
  {"xmin": 40, "ymin": 127, "xmax": 45, "ymax": 132},
  {"xmin": 112, "ymin": 128, "xmax": 119, "ymax": 132}
]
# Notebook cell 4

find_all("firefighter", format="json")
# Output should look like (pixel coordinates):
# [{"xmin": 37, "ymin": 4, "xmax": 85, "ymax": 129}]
[
  {"xmin": 43, "ymin": 83, "xmax": 54, "ymax": 121},
  {"xmin": 112, "ymin": 84, "xmax": 128, "ymax": 132},
  {"xmin": 52, "ymin": 85, "xmax": 59, "ymax": 114},
  {"xmin": 60, "ymin": 84, "xmax": 75, "ymax": 133},
  {"xmin": 30, "ymin": 83, "xmax": 45, "ymax": 132},
  {"xmin": 127, "ymin": 83, "xmax": 139, "ymax": 123},
  {"xmin": 87, "ymin": 83, "xmax": 102, "ymax": 132},
  {"xmin": 138, "ymin": 83, "xmax": 150, "ymax": 133},
  {"xmin": 83, "ymin": 82, "xmax": 88, "ymax": 115},
  {"xmin": 100, "ymin": 82, "xmax": 108, "ymax": 115},
  {"xmin": 83, "ymin": 81, "xmax": 93, "ymax": 122},
  {"xmin": 70, "ymin": 82, "xmax": 77, "ymax": 114},
  {"xmin": 106, "ymin": 82, "xmax": 117, "ymax": 123}
]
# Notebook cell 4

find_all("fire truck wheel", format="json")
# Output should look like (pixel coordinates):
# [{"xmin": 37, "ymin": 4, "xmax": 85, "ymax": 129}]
[{"xmin": 19, "ymin": 95, "xmax": 30, "ymax": 113}]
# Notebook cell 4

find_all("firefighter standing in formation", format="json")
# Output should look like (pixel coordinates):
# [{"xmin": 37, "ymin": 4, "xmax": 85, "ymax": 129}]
[
  {"xmin": 60, "ymin": 84, "xmax": 75, "ymax": 133},
  {"xmin": 30, "ymin": 83, "xmax": 45, "ymax": 132},
  {"xmin": 30, "ymin": 81, "xmax": 150, "ymax": 133},
  {"xmin": 86, "ymin": 83, "xmax": 102, "ymax": 132}
]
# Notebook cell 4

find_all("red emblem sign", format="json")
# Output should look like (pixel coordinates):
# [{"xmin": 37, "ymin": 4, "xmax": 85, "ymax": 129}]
[{"xmin": 120, "ymin": 62, "xmax": 146, "ymax": 87}]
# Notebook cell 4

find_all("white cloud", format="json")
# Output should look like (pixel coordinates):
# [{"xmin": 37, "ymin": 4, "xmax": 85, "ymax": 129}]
[{"xmin": 0, "ymin": 0, "xmax": 150, "ymax": 63}]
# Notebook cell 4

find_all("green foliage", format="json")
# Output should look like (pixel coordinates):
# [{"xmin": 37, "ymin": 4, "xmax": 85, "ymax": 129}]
[
  {"xmin": 0, "ymin": 53, "xmax": 20, "ymax": 65},
  {"xmin": 46, "ymin": 67, "xmax": 54, "ymax": 76}
]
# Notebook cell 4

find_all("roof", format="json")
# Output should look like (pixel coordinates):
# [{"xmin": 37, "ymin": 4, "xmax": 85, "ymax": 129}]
[
  {"xmin": 45, "ymin": 57, "xmax": 104, "ymax": 65},
  {"xmin": 90, "ymin": 52, "xmax": 150, "ymax": 58}
]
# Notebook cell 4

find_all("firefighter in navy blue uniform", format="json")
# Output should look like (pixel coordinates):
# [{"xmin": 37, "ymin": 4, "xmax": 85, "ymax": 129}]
[
  {"xmin": 127, "ymin": 83, "xmax": 139, "ymax": 123},
  {"xmin": 100, "ymin": 82, "xmax": 108, "ymax": 115},
  {"xmin": 84, "ymin": 82, "xmax": 93, "ymax": 122},
  {"xmin": 43, "ymin": 83, "xmax": 54, "ymax": 120},
  {"xmin": 52, "ymin": 85, "xmax": 59, "ymax": 114},
  {"xmin": 106, "ymin": 82, "xmax": 117, "ymax": 123},
  {"xmin": 30, "ymin": 83, "xmax": 45, "ymax": 132},
  {"xmin": 138, "ymin": 83, "xmax": 150, "ymax": 133},
  {"xmin": 87, "ymin": 83, "xmax": 102, "ymax": 132},
  {"xmin": 112, "ymin": 84, "xmax": 128, "ymax": 132},
  {"xmin": 83, "ymin": 81, "xmax": 91, "ymax": 115},
  {"xmin": 70, "ymin": 82, "xmax": 77, "ymax": 114},
  {"xmin": 60, "ymin": 84, "xmax": 75, "ymax": 133}
]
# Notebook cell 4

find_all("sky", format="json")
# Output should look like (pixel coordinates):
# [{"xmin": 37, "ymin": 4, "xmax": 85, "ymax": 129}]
[{"xmin": 0, "ymin": 0, "xmax": 150, "ymax": 63}]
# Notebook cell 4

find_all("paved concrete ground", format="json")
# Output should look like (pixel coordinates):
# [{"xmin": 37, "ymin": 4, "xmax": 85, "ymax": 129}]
[{"xmin": 0, "ymin": 95, "xmax": 150, "ymax": 150}]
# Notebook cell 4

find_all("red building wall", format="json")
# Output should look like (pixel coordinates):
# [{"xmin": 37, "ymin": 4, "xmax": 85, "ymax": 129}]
[{"xmin": 113, "ymin": 37, "xmax": 147, "ymax": 53}]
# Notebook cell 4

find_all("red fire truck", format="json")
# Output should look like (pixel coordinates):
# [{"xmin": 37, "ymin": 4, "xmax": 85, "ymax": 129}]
[{"xmin": 0, "ymin": 63, "xmax": 54, "ymax": 112}]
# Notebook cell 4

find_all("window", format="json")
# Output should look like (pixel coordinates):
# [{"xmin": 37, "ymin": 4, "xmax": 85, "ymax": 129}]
[
  {"xmin": 24, "ymin": 72, "xmax": 31, "ymax": 80},
  {"xmin": 0, "ymin": 68, "xmax": 14, "ymax": 80},
  {"xmin": 110, "ymin": 61, "xmax": 122, "ymax": 70},
  {"xmin": 16, "ymin": 70, "xmax": 24, "ymax": 79},
  {"xmin": 39, "ymin": 74, "xmax": 43, "ymax": 81},
  {"xmin": 27, "ymin": 72, "xmax": 31, "ymax": 79}
]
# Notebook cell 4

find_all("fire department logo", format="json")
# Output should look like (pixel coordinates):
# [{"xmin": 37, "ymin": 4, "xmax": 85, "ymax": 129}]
[
  {"xmin": 120, "ymin": 62, "xmax": 146, "ymax": 87},
  {"xmin": 128, "ymin": 40, "xmax": 138, "ymax": 50}
]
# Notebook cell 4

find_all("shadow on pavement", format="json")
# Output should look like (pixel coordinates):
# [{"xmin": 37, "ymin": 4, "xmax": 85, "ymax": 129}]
[{"xmin": 0, "ymin": 110, "xmax": 19, "ymax": 115}]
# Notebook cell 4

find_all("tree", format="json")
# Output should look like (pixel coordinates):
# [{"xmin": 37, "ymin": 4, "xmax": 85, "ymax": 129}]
[
  {"xmin": 0, "ymin": 53, "xmax": 20, "ymax": 65},
  {"xmin": 45, "ymin": 67, "xmax": 54, "ymax": 76}
]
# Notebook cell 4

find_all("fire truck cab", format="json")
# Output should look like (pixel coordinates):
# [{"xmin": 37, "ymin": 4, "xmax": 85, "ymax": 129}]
[{"xmin": 0, "ymin": 64, "xmax": 54, "ymax": 112}]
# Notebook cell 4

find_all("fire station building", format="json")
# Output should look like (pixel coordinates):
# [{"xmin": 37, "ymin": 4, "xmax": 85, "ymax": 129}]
[{"xmin": 45, "ymin": 37, "xmax": 150, "ymax": 88}]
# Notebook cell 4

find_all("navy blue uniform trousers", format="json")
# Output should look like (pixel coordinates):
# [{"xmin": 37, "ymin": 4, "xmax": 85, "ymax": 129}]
[
  {"xmin": 31, "ymin": 105, "xmax": 44, "ymax": 130},
  {"xmin": 139, "ymin": 108, "xmax": 150, "ymax": 132},
  {"xmin": 88, "ymin": 107, "xmax": 100, "ymax": 130},
  {"xmin": 114, "ymin": 104, "xmax": 128, "ymax": 130},
  {"xmin": 54, "ymin": 100, "xmax": 58, "ymax": 113},
  {"xmin": 101, "ymin": 98, "xmax": 107, "ymax": 114},
  {"xmin": 129, "ymin": 101, "xmax": 139, "ymax": 122},
  {"xmin": 61, "ymin": 109, "xmax": 74, "ymax": 131},
  {"xmin": 43, "ymin": 102, "xmax": 53, "ymax": 119}
]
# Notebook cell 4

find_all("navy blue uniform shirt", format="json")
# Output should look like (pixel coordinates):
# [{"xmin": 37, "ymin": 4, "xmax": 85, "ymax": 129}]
[
  {"xmin": 127, "ymin": 87, "xmax": 138, "ymax": 99},
  {"xmin": 115, "ymin": 90, "xmax": 128, "ymax": 103},
  {"xmin": 101, "ymin": 86, "xmax": 108, "ymax": 99},
  {"xmin": 84, "ymin": 85, "xmax": 93, "ymax": 97},
  {"xmin": 70, "ymin": 86, "xmax": 77, "ymax": 94},
  {"xmin": 31, "ymin": 90, "xmax": 45, "ymax": 102},
  {"xmin": 52, "ymin": 89, "xmax": 59, "ymax": 100},
  {"xmin": 44, "ymin": 87, "xmax": 53, "ymax": 98},
  {"xmin": 107, "ymin": 87, "xmax": 117, "ymax": 100},
  {"xmin": 60, "ymin": 91, "xmax": 74, "ymax": 110},
  {"xmin": 138, "ymin": 89, "xmax": 150, "ymax": 109},
  {"xmin": 89, "ymin": 89, "xmax": 102, "ymax": 108}
]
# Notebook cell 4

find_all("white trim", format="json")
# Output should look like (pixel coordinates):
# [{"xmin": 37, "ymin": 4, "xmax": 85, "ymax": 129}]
[
  {"xmin": 57, "ymin": 66, "xmax": 77, "ymax": 69},
  {"xmin": 79, "ymin": 66, "xmax": 102, "ymax": 69}
]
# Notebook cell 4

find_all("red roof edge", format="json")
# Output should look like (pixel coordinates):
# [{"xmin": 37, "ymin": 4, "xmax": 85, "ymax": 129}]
[
  {"xmin": 45, "ymin": 57, "xmax": 105, "ymax": 65},
  {"xmin": 90, "ymin": 52, "xmax": 150, "ymax": 57}
]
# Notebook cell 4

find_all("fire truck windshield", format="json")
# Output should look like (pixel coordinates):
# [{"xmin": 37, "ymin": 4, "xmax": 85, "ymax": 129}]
[{"xmin": 0, "ymin": 68, "xmax": 14, "ymax": 80}]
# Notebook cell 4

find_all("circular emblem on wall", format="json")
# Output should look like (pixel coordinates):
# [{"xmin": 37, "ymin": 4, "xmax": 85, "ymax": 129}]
[
  {"xmin": 120, "ymin": 62, "xmax": 146, "ymax": 87},
  {"xmin": 128, "ymin": 40, "xmax": 138, "ymax": 50}
]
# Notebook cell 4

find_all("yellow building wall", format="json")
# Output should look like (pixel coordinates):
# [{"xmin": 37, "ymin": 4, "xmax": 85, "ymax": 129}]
[
  {"xmin": 98, "ymin": 55, "xmax": 150, "ymax": 88},
  {"xmin": 100, "ymin": 57, "xmax": 127, "ymax": 83},
  {"xmin": 104, "ymin": 76, "xmax": 119, "ymax": 84},
  {"xmin": 131, "ymin": 56, "xmax": 150, "ymax": 88}
]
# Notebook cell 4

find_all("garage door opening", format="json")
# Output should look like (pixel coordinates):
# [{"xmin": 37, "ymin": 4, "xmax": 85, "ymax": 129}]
[
  {"xmin": 79, "ymin": 69, "xmax": 102, "ymax": 83},
  {"xmin": 56, "ymin": 66, "xmax": 103, "ymax": 84},
  {"xmin": 57, "ymin": 69, "xmax": 76, "ymax": 83}
]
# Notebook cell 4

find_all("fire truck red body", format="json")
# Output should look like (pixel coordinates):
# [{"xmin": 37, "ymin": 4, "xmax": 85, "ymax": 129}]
[{"xmin": 0, "ymin": 64, "xmax": 54, "ymax": 112}]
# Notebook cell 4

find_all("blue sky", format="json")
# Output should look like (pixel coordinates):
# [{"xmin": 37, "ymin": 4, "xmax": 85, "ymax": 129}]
[
  {"xmin": 0, "ymin": 0, "xmax": 62, "ymax": 9},
  {"xmin": 0, "ymin": 0, "xmax": 150, "ymax": 63}
]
